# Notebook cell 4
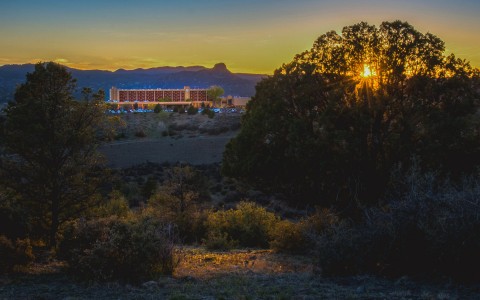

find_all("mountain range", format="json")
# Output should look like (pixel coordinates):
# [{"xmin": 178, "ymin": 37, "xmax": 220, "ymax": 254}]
[{"xmin": 0, "ymin": 63, "xmax": 266, "ymax": 103}]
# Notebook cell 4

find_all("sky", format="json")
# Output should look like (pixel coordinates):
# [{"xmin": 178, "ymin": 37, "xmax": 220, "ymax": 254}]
[{"xmin": 0, "ymin": 0, "xmax": 479, "ymax": 74}]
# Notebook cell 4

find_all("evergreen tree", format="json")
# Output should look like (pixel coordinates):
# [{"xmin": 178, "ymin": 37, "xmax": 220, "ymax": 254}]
[
  {"xmin": 0, "ymin": 62, "xmax": 108, "ymax": 246},
  {"xmin": 223, "ymin": 21, "xmax": 480, "ymax": 209}
]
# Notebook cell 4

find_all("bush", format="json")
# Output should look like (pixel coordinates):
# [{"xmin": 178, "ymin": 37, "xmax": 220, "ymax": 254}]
[
  {"xmin": 270, "ymin": 208, "xmax": 342, "ymax": 254},
  {"xmin": 203, "ymin": 231, "xmax": 237, "ymax": 251},
  {"xmin": 146, "ymin": 193, "xmax": 208, "ymax": 244},
  {"xmin": 269, "ymin": 220, "xmax": 308, "ymax": 254},
  {"xmin": 204, "ymin": 201, "xmax": 279, "ymax": 249},
  {"xmin": 0, "ymin": 191, "xmax": 29, "ymax": 239},
  {"xmin": 0, "ymin": 235, "xmax": 34, "ymax": 274},
  {"xmin": 94, "ymin": 190, "xmax": 131, "ymax": 218},
  {"xmin": 154, "ymin": 104, "xmax": 162, "ymax": 113},
  {"xmin": 314, "ymin": 222, "xmax": 386, "ymax": 276},
  {"xmin": 141, "ymin": 176, "xmax": 158, "ymax": 200},
  {"xmin": 58, "ymin": 216, "xmax": 177, "ymax": 283},
  {"xmin": 134, "ymin": 129, "xmax": 146, "ymax": 138},
  {"xmin": 187, "ymin": 105, "xmax": 198, "ymax": 115},
  {"xmin": 147, "ymin": 166, "xmax": 210, "ymax": 243},
  {"xmin": 201, "ymin": 107, "xmax": 215, "ymax": 119},
  {"xmin": 314, "ymin": 170, "xmax": 480, "ymax": 281}
]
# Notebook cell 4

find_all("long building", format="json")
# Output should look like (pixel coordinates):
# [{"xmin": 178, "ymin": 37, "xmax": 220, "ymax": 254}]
[{"xmin": 109, "ymin": 86, "xmax": 208, "ymax": 103}]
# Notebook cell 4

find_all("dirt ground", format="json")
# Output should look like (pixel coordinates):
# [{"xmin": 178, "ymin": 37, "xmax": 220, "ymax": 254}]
[
  {"xmin": 2, "ymin": 247, "xmax": 479, "ymax": 299},
  {"xmin": 100, "ymin": 112, "xmax": 241, "ymax": 168}
]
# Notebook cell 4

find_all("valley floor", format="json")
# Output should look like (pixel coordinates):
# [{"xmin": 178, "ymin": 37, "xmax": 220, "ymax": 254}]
[{"xmin": 100, "ymin": 112, "xmax": 241, "ymax": 168}]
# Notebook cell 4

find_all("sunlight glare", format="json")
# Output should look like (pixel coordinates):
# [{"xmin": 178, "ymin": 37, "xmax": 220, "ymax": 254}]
[{"xmin": 361, "ymin": 64, "xmax": 376, "ymax": 77}]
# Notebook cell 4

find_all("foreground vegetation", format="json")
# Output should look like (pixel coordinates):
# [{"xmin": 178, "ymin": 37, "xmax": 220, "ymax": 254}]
[
  {"xmin": 2, "ymin": 248, "xmax": 479, "ymax": 299},
  {"xmin": 1, "ymin": 20, "xmax": 480, "ymax": 299}
]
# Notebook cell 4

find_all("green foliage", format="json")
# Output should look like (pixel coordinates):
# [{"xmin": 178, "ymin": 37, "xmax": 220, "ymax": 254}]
[
  {"xmin": 187, "ymin": 105, "xmax": 198, "ymax": 115},
  {"xmin": 0, "ymin": 190, "xmax": 29, "ymax": 239},
  {"xmin": 207, "ymin": 85, "xmax": 224, "ymax": 102},
  {"xmin": 201, "ymin": 107, "xmax": 215, "ymax": 119},
  {"xmin": 94, "ymin": 190, "xmax": 131, "ymax": 218},
  {"xmin": 203, "ymin": 231, "xmax": 237, "ymax": 250},
  {"xmin": 223, "ymin": 21, "xmax": 480, "ymax": 209},
  {"xmin": 0, "ymin": 235, "xmax": 34, "ymax": 274},
  {"xmin": 269, "ymin": 220, "xmax": 307, "ymax": 254},
  {"xmin": 154, "ymin": 103, "xmax": 162, "ymax": 113},
  {"xmin": 270, "ymin": 208, "xmax": 341, "ymax": 254},
  {"xmin": 141, "ymin": 176, "xmax": 158, "ymax": 200},
  {"xmin": 147, "ymin": 166, "xmax": 210, "ymax": 243},
  {"xmin": 0, "ymin": 62, "xmax": 108, "ymax": 246},
  {"xmin": 58, "ymin": 216, "xmax": 177, "ymax": 283},
  {"xmin": 204, "ymin": 201, "xmax": 279, "ymax": 248}
]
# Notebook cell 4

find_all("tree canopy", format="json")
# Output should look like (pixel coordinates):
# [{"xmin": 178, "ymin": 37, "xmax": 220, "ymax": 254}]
[
  {"xmin": 207, "ymin": 85, "xmax": 224, "ymax": 103},
  {"xmin": 0, "ymin": 62, "xmax": 108, "ymax": 246},
  {"xmin": 222, "ymin": 21, "xmax": 480, "ymax": 210}
]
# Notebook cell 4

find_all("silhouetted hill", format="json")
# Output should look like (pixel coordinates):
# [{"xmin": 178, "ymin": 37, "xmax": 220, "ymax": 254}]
[{"xmin": 0, "ymin": 63, "xmax": 265, "ymax": 103}]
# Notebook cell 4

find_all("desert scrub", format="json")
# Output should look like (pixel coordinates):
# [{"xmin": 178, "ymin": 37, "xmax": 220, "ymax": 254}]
[
  {"xmin": 93, "ymin": 190, "xmax": 131, "ymax": 218},
  {"xmin": 0, "ymin": 235, "xmax": 34, "ymax": 274},
  {"xmin": 147, "ymin": 165, "xmax": 210, "ymax": 243},
  {"xmin": 204, "ymin": 201, "xmax": 279, "ymax": 249},
  {"xmin": 314, "ymin": 170, "xmax": 480, "ymax": 281},
  {"xmin": 57, "ymin": 216, "xmax": 178, "ymax": 283},
  {"xmin": 269, "ymin": 220, "xmax": 308, "ymax": 254}
]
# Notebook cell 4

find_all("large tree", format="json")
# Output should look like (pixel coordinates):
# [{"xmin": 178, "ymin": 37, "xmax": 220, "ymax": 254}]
[
  {"xmin": 207, "ymin": 85, "xmax": 224, "ymax": 106},
  {"xmin": 223, "ymin": 21, "xmax": 480, "ymax": 209},
  {"xmin": 0, "ymin": 62, "xmax": 108, "ymax": 246}
]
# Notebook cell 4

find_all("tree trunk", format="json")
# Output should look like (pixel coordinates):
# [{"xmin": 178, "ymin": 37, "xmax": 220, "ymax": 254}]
[{"xmin": 50, "ymin": 192, "xmax": 60, "ymax": 248}]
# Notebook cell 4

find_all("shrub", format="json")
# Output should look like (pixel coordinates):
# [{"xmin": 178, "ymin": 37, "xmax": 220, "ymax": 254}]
[
  {"xmin": 58, "ymin": 216, "xmax": 177, "ymax": 283},
  {"xmin": 0, "ymin": 235, "xmax": 34, "ymax": 274},
  {"xmin": 204, "ymin": 201, "xmax": 279, "ymax": 248},
  {"xmin": 187, "ymin": 105, "xmax": 198, "ymax": 115},
  {"xmin": 134, "ymin": 129, "xmax": 146, "ymax": 138},
  {"xmin": 203, "ymin": 231, "xmax": 237, "ymax": 251},
  {"xmin": 95, "ymin": 190, "xmax": 131, "ymax": 218},
  {"xmin": 141, "ymin": 176, "xmax": 158, "ymax": 200},
  {"xmin": 201, "ymin": 107, "xmax": 215, "ymax": 118},
  {"xmin": 0, "ymin": 191, "xmax": 29, "ymax": 239},
  {"xmin": 147, "ymin": 193, "xmax": 205, "ymax": 243},
  {"xmin": 154, "ymin": 104, "xmax": 162, "ymax": 113},
  {"xmin": 313, "ymin": 222, "xmax": 388, "ymax": 276},
  {"xmin": 269, "ymin": 220, "xmax": 308, "ymax": 254},
  {"xmin": 314, "ymin": 170, "xmax": 480, "ymax": 281},
  {"xmin": 147, "ymin": 166, "xmax": 210, "ymax": 243}
]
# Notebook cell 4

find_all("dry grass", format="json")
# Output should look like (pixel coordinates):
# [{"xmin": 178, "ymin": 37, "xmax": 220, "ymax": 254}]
[{"xmin": 174, "ymin": 248, "xmax": 314, "ymax": 280}]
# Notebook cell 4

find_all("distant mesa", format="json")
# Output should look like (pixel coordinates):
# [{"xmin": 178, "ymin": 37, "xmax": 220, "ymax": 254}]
[
  {"xmin": 212, "ymin": 63, "xmax": 229, "ymax": 73},
  {"xmin": 0, "ymin": 62, "xmax": 266, "ymax": 103}
]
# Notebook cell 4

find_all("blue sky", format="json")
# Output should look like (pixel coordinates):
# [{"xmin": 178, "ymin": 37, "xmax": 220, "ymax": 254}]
[{"xmin": 1, "ymin": 0, "xmax": 479, "ymax": 73}]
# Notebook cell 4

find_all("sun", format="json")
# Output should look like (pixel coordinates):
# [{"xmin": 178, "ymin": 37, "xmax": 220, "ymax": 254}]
[{"xmin": 361, "ymin": 64, "xmax": 376, "ymax": 78}]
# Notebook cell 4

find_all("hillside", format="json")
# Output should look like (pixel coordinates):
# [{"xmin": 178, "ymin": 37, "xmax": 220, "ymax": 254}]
[{"xmin": 0, "ymin": 63, "xmax": 265, "ymax": 103}]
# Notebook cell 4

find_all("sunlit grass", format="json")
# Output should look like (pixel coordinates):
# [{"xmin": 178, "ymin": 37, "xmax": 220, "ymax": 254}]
[{"xmin": 174, "ymin": 247, "xmax": 313, "ymax": 280}]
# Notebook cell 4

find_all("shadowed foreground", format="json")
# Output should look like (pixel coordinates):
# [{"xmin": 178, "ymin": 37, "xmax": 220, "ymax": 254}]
[{"xmin": 1, "ymin": 248, "xmax": 479, "ymax": 299}]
